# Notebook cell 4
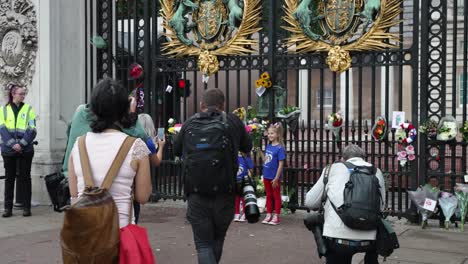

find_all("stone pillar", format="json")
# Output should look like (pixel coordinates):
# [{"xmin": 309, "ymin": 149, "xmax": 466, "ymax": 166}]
[{"xmin": 0, "ymin": 0, "xmax": 86, "ymax": 205}]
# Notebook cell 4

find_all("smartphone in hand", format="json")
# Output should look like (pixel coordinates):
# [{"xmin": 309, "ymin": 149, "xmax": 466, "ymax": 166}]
[{"xmin": 157, "ymin": 127, "xmax": 165, "ymax": 140}]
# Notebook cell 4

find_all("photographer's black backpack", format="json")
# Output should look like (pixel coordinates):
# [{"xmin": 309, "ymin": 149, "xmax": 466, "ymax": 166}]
[
  {"xmin": 182, "ymin": 112, "xmax": 234, "ymax": 195},
  {"xmin": 330, "ymin": 162, "xmax": 382, "ymax": 230}
]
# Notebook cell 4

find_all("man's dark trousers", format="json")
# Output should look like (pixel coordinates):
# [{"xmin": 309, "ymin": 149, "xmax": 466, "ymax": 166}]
[
  {"xmin": 187, "ymin": 193, "xmax": 235, "ymax": 264},
  {"xmin": 325, "ymin": 239, "xmax": 379, "ymax": 264}
]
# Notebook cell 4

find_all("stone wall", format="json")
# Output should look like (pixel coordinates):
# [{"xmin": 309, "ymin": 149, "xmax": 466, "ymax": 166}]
[{"xmin": 0, "ymin": 0, "xmax": 86, "ymax": 205}]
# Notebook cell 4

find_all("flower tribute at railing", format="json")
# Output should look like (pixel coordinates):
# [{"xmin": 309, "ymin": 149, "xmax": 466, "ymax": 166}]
[
  {"xmin": 436, "ymin": 116, "xmax": 458, "ymax": 142},
  {"xmin": 167, "ymin": 118, "xmax": 182, "ymax": 135},
  {"xmin": 395, "ymin": 122, "xmax": 417, "ymax": 167},
  {"xmin": 460, "ymin": 120, "xmax": 468, "ymax": 142},
  {"xmin": 234, "ymin": 106, "xmax": 268, "ymax": 151},
  {"xmin": 419, "ymin": 119, "xmax": 438, "ymax": 140},
  {"xmin": 371, "ymin": 116, "xmax": 387, "ymax": 142},
  {"xmin": 326, "ymin": 112, "xmax": 343, "ymax": 138},
  {"xmin": 397, "ymin": 145, "xmax": 416, "ymax": 167},
  {"xmin": 255, "ymin": 72, "xmax": 273, "ymax": 97}
]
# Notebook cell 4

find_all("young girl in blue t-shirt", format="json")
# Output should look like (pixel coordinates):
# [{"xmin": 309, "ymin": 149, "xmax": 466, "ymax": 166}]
[
  {"xmin": 234, "ymin": 152, "xmax": 254, "ymax": 222},
  {"xmin": 257, "ymin": 123, "xmax": 286, "ymax": 225}
]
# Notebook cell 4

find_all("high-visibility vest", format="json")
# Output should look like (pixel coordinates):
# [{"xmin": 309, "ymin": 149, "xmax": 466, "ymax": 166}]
[{"xmin": 0, "ymin": 103, "xmax": 36, "ymax": 133}]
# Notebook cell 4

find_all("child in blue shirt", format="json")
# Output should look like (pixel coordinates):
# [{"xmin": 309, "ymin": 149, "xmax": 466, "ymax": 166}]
[
  {"xmin": 257, "ymin": 122, "xmax": 286, "ymax": 225},
  {"xmin": 234, "ymin": 152, "xmax": 254, "ymax": 222}
]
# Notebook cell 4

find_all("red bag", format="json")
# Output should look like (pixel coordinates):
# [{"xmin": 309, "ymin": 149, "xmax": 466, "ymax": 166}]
[{"xmin": 119, "ymin": 224, "xmax": 155, "ymax": 264}]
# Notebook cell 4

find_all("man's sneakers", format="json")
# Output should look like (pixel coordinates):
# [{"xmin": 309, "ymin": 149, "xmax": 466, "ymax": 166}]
[{"xmin": 233, "ymin": 214, "xmax": 247, "ymax": 223}]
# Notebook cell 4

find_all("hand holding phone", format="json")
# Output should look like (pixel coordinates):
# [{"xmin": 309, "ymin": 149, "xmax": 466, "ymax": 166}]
[{"xmin": 157, "ymin": 127, "xmax": 165, "ymax": 140}]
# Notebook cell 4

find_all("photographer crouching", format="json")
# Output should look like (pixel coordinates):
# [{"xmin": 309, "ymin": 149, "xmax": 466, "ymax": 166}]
[{"xmin": 304, "ymin": 145, "xmax": 386, "ymax": 264}]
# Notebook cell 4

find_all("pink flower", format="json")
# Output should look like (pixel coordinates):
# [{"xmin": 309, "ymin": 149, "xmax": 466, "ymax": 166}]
[
  {"xmin": 245, "ymin": 125, "xmax": 252, "ymax": 134},
  {"xmin": 408, "ymin": 154, "xmax": 416, "ymax": 161},
  {"xmin": 174, "ymin": 123, "xmax": 182, "ymax": 128},
  {"xmin": 398, "ymin": 151, "xmax": 407, "ymax": 158},
  {"xmin": 406, "ymin": 145, "xmax": 414, "ymax": 152}
]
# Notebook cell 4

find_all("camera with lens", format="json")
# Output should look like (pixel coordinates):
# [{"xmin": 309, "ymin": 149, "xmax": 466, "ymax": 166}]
[
  {"xmin": 241, "ymin": 176, "xmax": 260, "ymax": 223},
  {"xmin": 304, "ymin": 212, "xmax": 327, "ymax": 258}
]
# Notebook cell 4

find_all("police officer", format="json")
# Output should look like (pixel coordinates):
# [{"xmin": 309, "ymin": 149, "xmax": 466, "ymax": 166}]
[{"xmin": 0, "ymin": 84, "xmax": 36, "ymax": 217}]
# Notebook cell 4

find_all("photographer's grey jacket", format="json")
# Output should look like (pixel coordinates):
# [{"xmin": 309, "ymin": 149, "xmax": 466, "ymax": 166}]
[{"xmin": 305, "ymin": 158, "xmax": 386, "ymax": 240}]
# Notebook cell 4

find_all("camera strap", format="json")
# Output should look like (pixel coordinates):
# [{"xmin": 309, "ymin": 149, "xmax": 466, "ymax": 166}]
[{"xmin": 319, "ymin": 164, "xmax": 332, "ymax": 215}]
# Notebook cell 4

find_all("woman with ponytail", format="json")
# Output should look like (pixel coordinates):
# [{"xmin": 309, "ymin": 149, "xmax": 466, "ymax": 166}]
[{"xmin": 1, "ymin": 83, "xmax": 37, "ymax": 217}]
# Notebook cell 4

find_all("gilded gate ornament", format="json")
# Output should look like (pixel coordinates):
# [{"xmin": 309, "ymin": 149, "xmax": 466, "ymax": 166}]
[
  {"xmin": 161, "ymin": 0, "xmax": 261, "ymax": 80},
  {"xmin": 0, "ymin": 0, "xmax": 37, "ymax": 88},
  {"xmin": 284, "ymin": 0, "xmax": 401, "ymax": 72}
]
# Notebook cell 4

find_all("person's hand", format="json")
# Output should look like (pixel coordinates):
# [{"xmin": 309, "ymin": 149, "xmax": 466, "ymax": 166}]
[
  {"xmin": 156, "ymin": 136, "xmax": 166, "ymax": 149},
  {"xmin": 272, "ymin": 178, "xmax": 279, "ymax": 189},
  {"xmin": 12, "ymin": 143, "xmax": 22, "ymax": 152},
  {"xmin": 129, "ymin": 96, "xmax": 137, "ymax": 113}
]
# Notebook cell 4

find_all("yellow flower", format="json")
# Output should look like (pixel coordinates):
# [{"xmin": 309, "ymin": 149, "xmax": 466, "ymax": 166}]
[
  {"xmin": 261, "ymin": 80, "xmax": 267, "ymax": 87},
  {"xmin": 261, "ymin": 72, "xmax": 270, "ymax": 80},
  {"xmin": 251, "ymin": 124, "xmax": 258, "ymax": 130},
  {"xmin": 265, "ymin": 80, "xmax": 272, "ymax": 88},
  {"xmin": 255, "ymin": 79, "xmax": 263, "ymax": 88},
  {"xmin": 168, "ymin": 127, "xmax": 176, "ymax": 134}
]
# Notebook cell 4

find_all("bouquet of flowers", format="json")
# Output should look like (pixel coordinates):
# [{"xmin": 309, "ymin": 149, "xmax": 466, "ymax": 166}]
[
  {"xmin": 276, "ymin": 105, "xmax": 301, "ymax": 119},
  {"xmin": 167, "ymin": 118, "xmax": 182, "ymax": 135},
  {"xmin": 397, "ymin": 145, "xmax": 416, "ymax": 167},
  {"xmin": 419, "ymin": 119, "xmax": 438, "ymax": 140},
  {"xmin": 326, "ymin": 112, "xmax": 343, "ymax": 137},
  {"xmin": 246, "ymin": 118, "xmax": 268, "ymax": 150},
  {"xmin": 459, "ymin": 120, "xmax": 468, "ymax": 142},
  {"xmin": 371, "ymin": 116, "xmax": 387, "ymax": 141},
  {"xmin": 396, "ymin": 122, "xmax": 417, "ymax": 144},
  {"xmin": 233, "ymin": 107, "xmax": 246, "ymax": 123},
  {"xmin": 438, "ymin": 192, "xmax": 458, "ymax": 229},
  {"xmin": 255, "ymin": 72, "xmax": 273, "ymax": 97},
  {"xmin": 408, "ymin": 185, "xmax": 440, "ymax": 228},
  {"xmin": 436, "ymin": 116, "xmax": 458, "ymax": 142},
  {"xmin": 455, "ymin": 183, "xmax": 468, "ymax": 231}
]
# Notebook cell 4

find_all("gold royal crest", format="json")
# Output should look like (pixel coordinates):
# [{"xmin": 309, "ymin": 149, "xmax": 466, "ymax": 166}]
[
  {"xmin": 283, "ymin": 0, "xmax": 401, "ymax": 72},
  {"xmin": 161, "ymin": 0, "xmax": 262, "ymax": 79}
]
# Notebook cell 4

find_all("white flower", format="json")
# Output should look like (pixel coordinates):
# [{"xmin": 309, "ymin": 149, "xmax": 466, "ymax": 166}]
[{"xmin": 168, "ymin": 118, "xmax": 175, "ymax": 124}]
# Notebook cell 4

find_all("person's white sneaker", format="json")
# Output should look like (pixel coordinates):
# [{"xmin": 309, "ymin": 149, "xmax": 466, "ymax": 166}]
[
  {"xmin": 262, "ymin": 214, "xmax": 272, "ymax": 224},
  {"xmin": 238, "ymin": 214, "xmax": 246, "ymax": 222},
  {"xmin": 268, "ymin": 214, "xmax": 280, "ymax": 225},
  {"xmin": 233, "ymin": 214, "xmax": 240, "ymax": 222}
]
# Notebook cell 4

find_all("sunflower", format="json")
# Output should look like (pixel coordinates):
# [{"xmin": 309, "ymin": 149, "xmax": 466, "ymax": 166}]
[
  {"xmin": 255, "ymin": 79, "xmax": 263, "ymax": 88},
  {"xmin": 261, "ymin": 72, "xmax": 270, "ymax": 80},
  {"xmin": 265, "ymin": 80, "xmax": 272, "ymax": 88}
]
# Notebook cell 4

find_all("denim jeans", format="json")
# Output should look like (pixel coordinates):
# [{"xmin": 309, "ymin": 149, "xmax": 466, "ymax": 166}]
[
  {"xmin": 325, "ymin": 238, "xmax": 379, "ymax": 264},
  {"xmin": 187, "ymin": 193, "xmax": 235, "ymax": 264}
]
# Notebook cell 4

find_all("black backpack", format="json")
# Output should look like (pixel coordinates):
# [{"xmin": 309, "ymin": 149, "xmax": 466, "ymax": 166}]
[
  {"xmin": 182, "ymin": 112, "xmax": 234, "ymax": 195},
  {"xmin": 329, "ymin": 162, "xmax": 382, "ymax": 230}
]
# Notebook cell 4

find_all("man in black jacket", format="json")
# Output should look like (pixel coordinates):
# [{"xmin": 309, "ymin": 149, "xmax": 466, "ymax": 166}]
[{"xmin": 174, "ymin": 88, "xmax": 252, "ymax": 264}]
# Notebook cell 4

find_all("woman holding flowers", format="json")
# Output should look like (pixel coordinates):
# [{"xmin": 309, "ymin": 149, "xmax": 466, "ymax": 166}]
[{"xmin": 256, "ymin": 123, "xmax": 286, "ymax": 225}]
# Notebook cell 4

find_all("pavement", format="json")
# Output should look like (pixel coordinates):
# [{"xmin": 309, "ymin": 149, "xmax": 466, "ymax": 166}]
[{"xmin": 0, "ymin": 200, "xmax": 467, "ymax": 264}]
